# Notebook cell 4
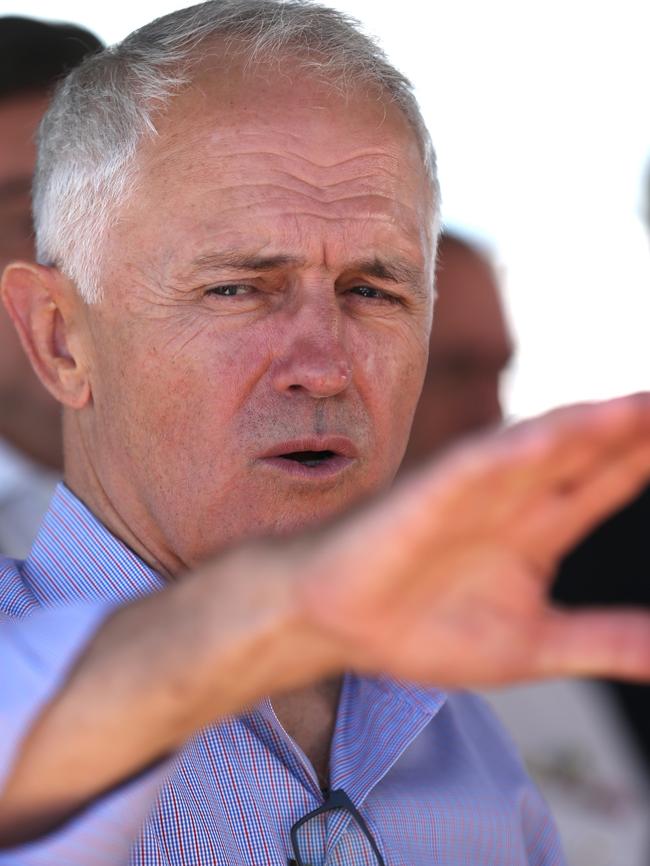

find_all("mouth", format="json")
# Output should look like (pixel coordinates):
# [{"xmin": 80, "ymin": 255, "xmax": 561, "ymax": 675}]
[
  {"xmin": 278, "ymin": 449, "xmax": 337, "ymax": 467},
  {"xmin": 257, "ymin": 438, "xmax": 358, "ymax": 481}
]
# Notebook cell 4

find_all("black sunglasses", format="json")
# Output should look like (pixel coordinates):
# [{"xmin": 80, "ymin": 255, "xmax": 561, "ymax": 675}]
[{"xmin": 288, "ymin": 787, "xmax": 386, "ymax": 866}]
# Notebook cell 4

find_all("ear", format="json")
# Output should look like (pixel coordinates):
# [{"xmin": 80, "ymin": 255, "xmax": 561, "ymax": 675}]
[{"xmin": 1, "ymin": 262, "xmax": 91, "ymax": 410}]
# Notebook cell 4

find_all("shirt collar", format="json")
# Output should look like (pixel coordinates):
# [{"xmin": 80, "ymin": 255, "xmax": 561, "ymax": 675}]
[
  {"xmin": 374, "ymin": 674, "xmax": 448, "ymax": 717},
  {"xmin": 329, "ymin": 674, "xmax": 446, "ymax": 806},
  {"xmin": 249, "ymin": 673, "xmax": 446, "ymax": 804},
  {"xmin": 21, "ymin": 482, "xmax": 164, "ymax": 606}
]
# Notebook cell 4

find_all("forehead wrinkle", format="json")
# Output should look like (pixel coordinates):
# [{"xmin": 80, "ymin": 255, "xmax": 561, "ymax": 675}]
[
  {"xmin": 202, "ymin": 137, "xmax": 403, "ymax": 169},
  {"xmin": 186, "ymin": 183, "xmax": 407, "ymax": 213},
  {"xmin": 159, "ymin": 185, "xmax": 423, "ymax": 243},
  {"xmin": 202, "ymin": 208, "xmax": 411, "ymax": 228},
  {"xmin": 150, "ymin": 103, "xmax": 409, "ymax": 160},
  {"xmin": 203, "ymin": 144, "xmax": 404, "ymax": 175},
  {"xmin": 133, "ymin": 101, "xmax": 431, "ymax": 222},
  {"xmin": 186, "ymin": 166, "xmax": 419, "ymax": 223},
  {"xmin": 200, "ymin": 170, "xmax": 404, "ymax": 201},
  {"xmin": 145, "ymin": 148, "xmax": 407, "ymax": 201},
  {"xmin": 230, "ymin": 189, "xmax": 412, "ymax": 214},
  {"xmin": 142, "ymin": 113, "xmax": 409, "ymax": 182}
]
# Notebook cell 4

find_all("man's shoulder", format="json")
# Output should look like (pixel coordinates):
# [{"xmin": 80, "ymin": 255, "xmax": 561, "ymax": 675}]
[{"xmin": 437, "ymin": 689, "xmax": 529, "ymax": 775}]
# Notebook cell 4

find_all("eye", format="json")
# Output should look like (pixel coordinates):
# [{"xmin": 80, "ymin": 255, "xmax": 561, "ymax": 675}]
[
  {"xmin": 349, "ymin": 285, "xmax": 400, "ymax": 304},
  {"xmin": 205, "ymin": 284, "xmax": 255, "ymax": 297}
]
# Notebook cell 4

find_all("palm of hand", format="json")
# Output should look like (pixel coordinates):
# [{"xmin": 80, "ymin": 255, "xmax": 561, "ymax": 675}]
[{"xmin": 298, "ymin": 396, "xmax": 650, "ymax": 687}]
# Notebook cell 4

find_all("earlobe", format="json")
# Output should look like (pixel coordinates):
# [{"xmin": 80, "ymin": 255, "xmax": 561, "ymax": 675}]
[{"xmin": 0, "ymin": 262, "xmax": 91, "ymax": 410}]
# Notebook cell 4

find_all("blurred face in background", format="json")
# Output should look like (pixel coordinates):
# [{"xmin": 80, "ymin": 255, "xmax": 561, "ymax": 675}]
[
  {"xmin": 403, "ymin": 234, "xmax": 513, "ymax": 469},
  {"xmin": 0, "ymin": 91, "xmax": 61, "ymax": 465}
]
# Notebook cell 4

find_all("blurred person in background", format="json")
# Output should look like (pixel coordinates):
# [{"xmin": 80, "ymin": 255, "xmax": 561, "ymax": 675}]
[
  {"xmin": 402, "ymin": 231, "xmax": 513, "ymax": 470},
  {"xmin": 404, "ymin": 230, "xmax": 650, "ymax": 866},
  {"xmin": 0, "ymin": 17, "xmax": 102, "ymax": 557}
]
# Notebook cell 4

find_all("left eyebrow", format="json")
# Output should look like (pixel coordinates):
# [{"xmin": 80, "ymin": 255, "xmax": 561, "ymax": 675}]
[
  {"xmin": 189, "ymin": 251, "xmax": 305, "ymax": 273},
  {"xmin": 348, "ymin": 256, "xmax": 424, "ymax": 287}
]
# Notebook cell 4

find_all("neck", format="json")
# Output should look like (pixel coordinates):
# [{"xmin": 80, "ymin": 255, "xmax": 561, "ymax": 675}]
[
  {"xmin": 62, "ymin": 411, "xmax": 183, "ymax": 580},
  {"xmin": 273, "ymin": 676, "xmax": 343, "ymax": 790}
]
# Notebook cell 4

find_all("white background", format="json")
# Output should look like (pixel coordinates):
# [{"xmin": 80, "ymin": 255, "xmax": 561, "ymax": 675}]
[{"xmin": 4, "ymin": 0, "xmax": 650, "ymax": 419}]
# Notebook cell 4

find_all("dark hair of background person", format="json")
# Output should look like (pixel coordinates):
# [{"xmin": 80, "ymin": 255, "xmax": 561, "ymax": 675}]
[
  {"xmin": 0, "ymin": 17, "xmax": 103, "ymax": 530},
  {"xmin": 0, "ymin": 16, "xmax": 102, "ymax": 99}
]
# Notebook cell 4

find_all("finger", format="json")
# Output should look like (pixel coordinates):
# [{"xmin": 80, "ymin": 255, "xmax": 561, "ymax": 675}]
[
  {"xmin": 332, "ymin": 394, "xmax": 650, "ymax": 573},
  {"xmin": 532, "ymin": 393, "xmax": 650, "ymax": 489},
  {"xmin": 514, "ymin": 440, "xmax": 650, "ymax": 571},
  {"xmin": 462, "ymin": 394, "xmax": 650, "ymax": 525},
  {"xmin": 533, "ymin": 607, "xmax": 650, "ymax": 681},
  {"xmin": 396, "ymin": 393, "xmax": 650, "ymax": 545}
]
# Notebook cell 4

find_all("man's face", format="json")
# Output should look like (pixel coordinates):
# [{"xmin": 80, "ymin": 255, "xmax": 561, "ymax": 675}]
[
  {"xmin": 403, "ymin": 239, "xmax": 513, "ymax": 468},
  {"xmin": 73, "ymin": 65, "xmax": 434, "ymax": 568},
  {"xmin": 0, "ymin": 92, "xmax": 51, "ymax": 412}
]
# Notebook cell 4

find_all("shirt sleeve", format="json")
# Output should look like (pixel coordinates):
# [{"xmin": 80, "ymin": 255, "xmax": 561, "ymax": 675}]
[{"xmin": 0, "ymin": 603, "xmax": 171, "ymax": 865}]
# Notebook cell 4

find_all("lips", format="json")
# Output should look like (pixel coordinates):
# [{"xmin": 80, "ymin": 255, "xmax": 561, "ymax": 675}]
[
  {"xmin": 257, "ymin": 437, "xmax": 358, "ymax": 479},
  {"xmin": 259, "ymin": 436, "xmax": 358, "ymax": 460},
  {"xmin": 279, "ymin": 450, "xmax": 337, "ymax": 467}
]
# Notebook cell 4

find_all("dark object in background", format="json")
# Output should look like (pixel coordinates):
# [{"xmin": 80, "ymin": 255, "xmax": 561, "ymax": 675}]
[
  {"xmin": 0, "ymin": 16, "xmax": 102, "ymax": 99},
  {"xmin": 0, "ymin": 16, "xmax": 104, "ymax": 548},
  {"xmin": 553, "ymin": 485, "xmax": 650, "ymax": 774}
]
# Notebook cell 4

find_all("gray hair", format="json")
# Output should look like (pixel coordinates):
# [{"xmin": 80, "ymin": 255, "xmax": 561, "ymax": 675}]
[{"xmin": 34, "ymin": 0, "xmax": 440, "ymax": 303}]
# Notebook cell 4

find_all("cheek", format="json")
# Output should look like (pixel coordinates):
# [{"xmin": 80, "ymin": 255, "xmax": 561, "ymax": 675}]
[
  {"xmin": 93, "ymin": 318, "xmax": 272, "ymax": 459},
  {"xmin": 351, "ymin": 323, "xmax": 429, "ymax": 448}
]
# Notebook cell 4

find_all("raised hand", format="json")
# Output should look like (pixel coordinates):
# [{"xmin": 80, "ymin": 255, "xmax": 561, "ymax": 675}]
[
  {"xmin": 295, "ymin": 393, "xmax": 650, "ymax": 686},
  {"xmin": 4, "ymin": 394, "xmax": 650, "ymax": 846}
]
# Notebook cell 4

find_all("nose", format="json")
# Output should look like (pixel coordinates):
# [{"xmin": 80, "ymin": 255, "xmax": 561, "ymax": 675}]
[{"xmin": 269, "ymin": 298, "xmax": 353, "ymax": 399}]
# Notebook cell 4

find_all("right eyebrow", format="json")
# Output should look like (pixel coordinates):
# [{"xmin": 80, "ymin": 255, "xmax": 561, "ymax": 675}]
[{"xmin": 189, "ymin": 251, "xmax": 306, "ymax": 274}]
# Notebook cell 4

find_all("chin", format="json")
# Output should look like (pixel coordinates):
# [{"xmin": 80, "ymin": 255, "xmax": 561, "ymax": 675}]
[{"xmin": 184, "ymin": 465, "xmax": 393, "ymax": 560}]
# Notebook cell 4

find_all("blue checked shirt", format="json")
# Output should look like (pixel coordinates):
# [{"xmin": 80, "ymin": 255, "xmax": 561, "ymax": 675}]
[{"xmin": 0, "ymin": 485, "xmax": 566, "ymax": 865}]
